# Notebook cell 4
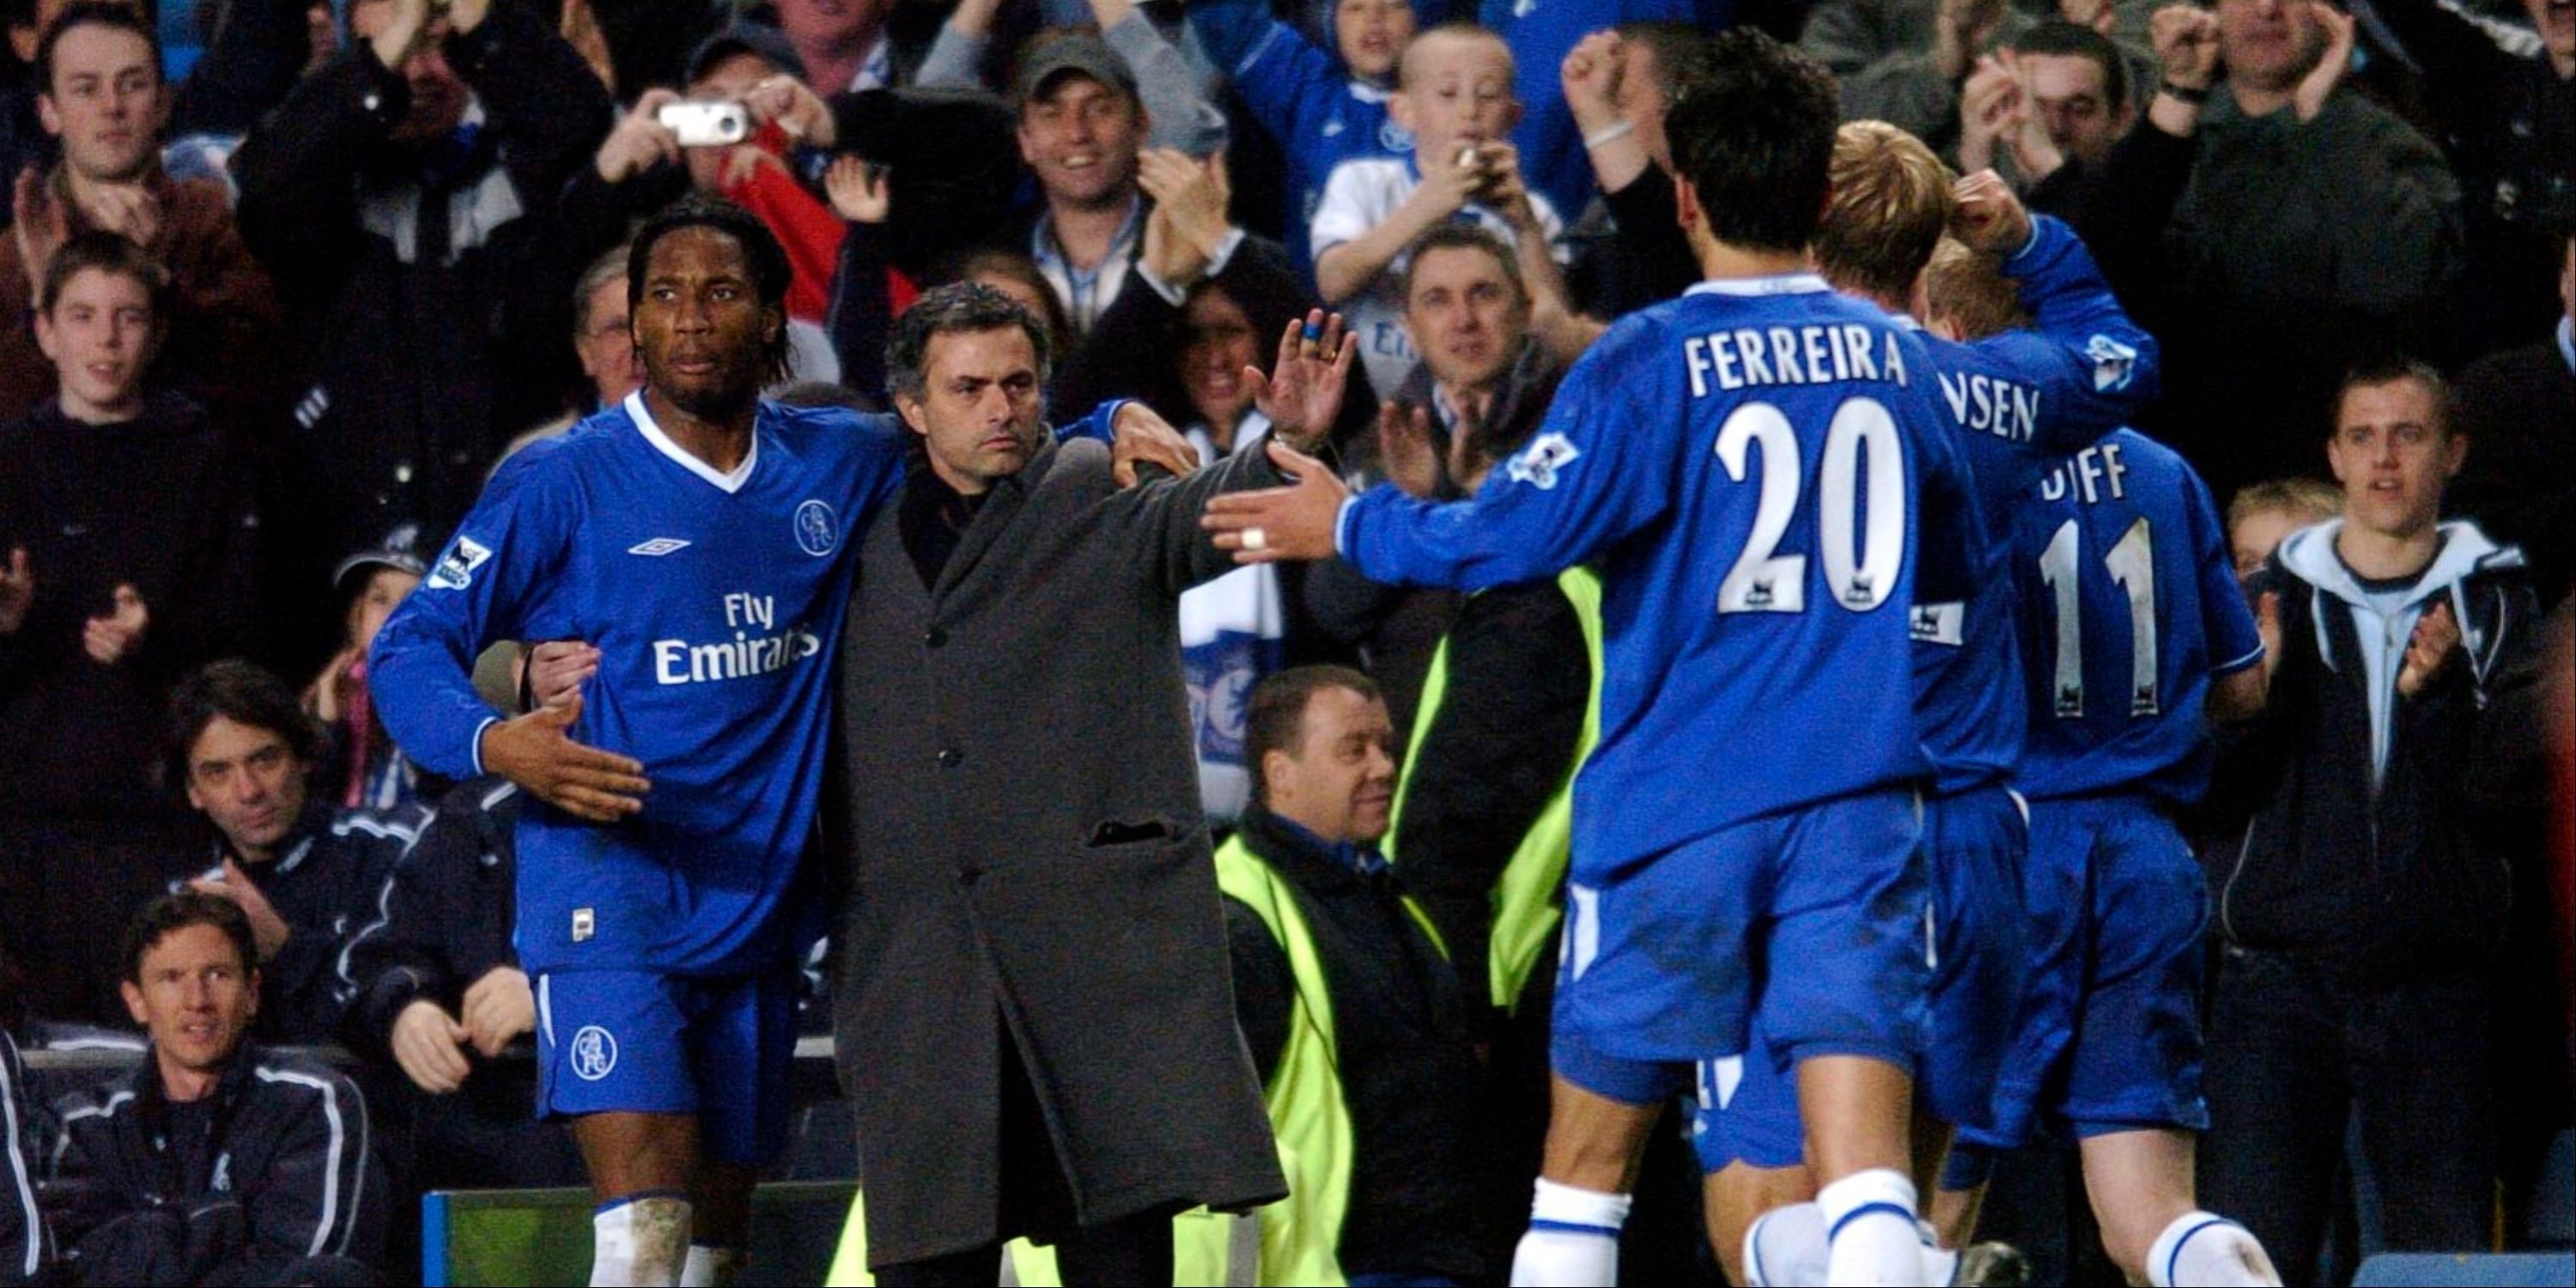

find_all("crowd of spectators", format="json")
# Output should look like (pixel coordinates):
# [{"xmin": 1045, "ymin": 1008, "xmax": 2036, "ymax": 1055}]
[{"xmin": 0, "ymin": 0, "xmax": 2567, "ymax": 1284}]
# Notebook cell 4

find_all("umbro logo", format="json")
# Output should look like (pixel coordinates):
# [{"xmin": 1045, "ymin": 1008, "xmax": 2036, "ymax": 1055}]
[{"xmin": 627, "ymin": 538, "xmax": 692, "ymax": 556}]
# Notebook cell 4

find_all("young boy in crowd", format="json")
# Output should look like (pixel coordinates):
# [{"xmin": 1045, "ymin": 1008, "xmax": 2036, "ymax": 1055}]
[
  {"xmin": 2225, "ymin": 477, "xmax": 2340, "ymax": 588},
  {"xmin": 1311, "ymin": 21, "xmax": 1570, "ymax": 398},
  {"xmin": 0, "ymin": 231, "xmax": 264, "ymax": 1026},
  {"xmin": 1188, "ymin": 0, "xmax": 1418, "ymax": 277}
]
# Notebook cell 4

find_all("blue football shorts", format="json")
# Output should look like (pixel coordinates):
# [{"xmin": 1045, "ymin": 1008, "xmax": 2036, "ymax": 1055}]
[
  {"xmin": 533, "ymin": 965, "xmax": 799, "ymax": 1167},
  {"xmin": 1552, "ymin": 787, "xmax": 1930, "ymax": 1110},
  {"xmin": 1963, "ymin": 794, "xmax": 2210, "ymax": 1151}
]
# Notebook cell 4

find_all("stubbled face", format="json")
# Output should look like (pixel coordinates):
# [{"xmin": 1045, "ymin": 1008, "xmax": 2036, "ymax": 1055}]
[
  {"xmin": 2328, "ymin": 378, "xmax": 2466, "ymax": 540},
  {"xmin": 1018, "ymin": 75, "xmax": 1145, "ymax": 212},
  {"xmin": 2230, "ymin": 505, "xmax": 2310, "ymax": 585},
  {"xmin": 898, "ymin": 325, "xmax": 1048, "ymax": 494},
  {"xmin": 350, "ymin": 0, "xmax": 467, "ymax": 142},
  {"xmin": 776, "ymin": 0, "xmax": 890, "ymax": 51},
  {"xmin": 185, "ymin": 716, "xmax": 309, "ymax": 859},
  {"xmin": 1334, "ymin": 0, "xmax": 1415, "ymax": 82},
  {"xmin": 2526, "ymin": 0, "xmax": 2573, "ymax": 73},
  {"xmin": 575, "ymin": 273, "xmax": 642, "ymax": 408},
  {"xmin": 345, "ymin": 567, "xmax": 422, "ymax": 656},
  {"xmin": 122, "ymin": 924, "xmax": 258, "ymax": 1086},
  {"xmin": 1394, "ymin": 32, "xmax": 1521, "ymax": 172},
  {"xmin": 682, "ymin": 52, "xmax": 777, "ymax": 194},
  {"xmin": 34, "ymin": 266, "xmax": 155, "ymax": 421},
  {"xmin": 1264, "ymin": 685, "xmax": 1399, "ymax": 846},
  {"xmin": 2215, "ymin": 0, "xmax": 2324, "ymax": 94},
  {"xmin": 2022, "ymin": 51, "xmax": 2128, "ymax": 167},
  {"xmin": 1180, "ymin": 287, "xmax": 1261, "ymax": 433},
  {"xmin": 632, "ymin": 226, "xmax": 781, "ymax": 422},
  {"xmin": 1404, "ymin": 243, "xmax": 1526, "ymax": 393},
  {"xmin": 38, "ymin": 22, "xmax": 166, "ymax": 183}
]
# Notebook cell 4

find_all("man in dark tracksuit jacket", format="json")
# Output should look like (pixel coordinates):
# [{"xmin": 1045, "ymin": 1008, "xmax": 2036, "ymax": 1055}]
[
  {"xmin": 2202, "ymin": 361, "xmax": 2543, "ymax": 1277},
  {"xmin": 337, "ymin": 776, "xmax": 582, "ymax": 1193},
  {"xmin": 2, "ymin": 1025, "xmax": 47, "ymax": 1287},
  {"xmin": 166, "ymin": 662, "xmax": 427, "ymax": 1045},
  {"xmin": 46, "ymin": 894, "xmax": 385, "ymax": 1286}
]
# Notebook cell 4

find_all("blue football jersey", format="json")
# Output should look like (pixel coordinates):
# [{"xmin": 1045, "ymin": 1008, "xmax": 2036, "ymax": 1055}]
[
  {"xmin": 1905, "ymin": 216, "xmax": 2160, "ymax": 793},
  {"xmin": 370, "ymin": 395, "xmax": 911, "ymax": 976},
  {"xmin": 1340, "ymin": 274, "xmax": 1961, "ymax": 882},
  {"xmin": 2010, "ymin": 429, "xmax": 2263, "ymax": 805}
]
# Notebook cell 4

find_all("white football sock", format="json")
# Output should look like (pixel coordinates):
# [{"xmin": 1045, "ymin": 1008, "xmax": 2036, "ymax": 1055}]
[
  {"xmin": 2146, "ymin": 1211, "xmax": 2281, "ymax": 1287},
  {"xmin": 679, "ymin": 1242, "xmax": 745, "ymax": 1287},
  {"xmin": 1817, "ymin": 1169, "xmax": 1927, "ymax": 1287},
  {"xmin": 1916, "ymin": 1217, "xmax": 1959, "ymax": 1285},
  {"xmin": 1743, "ymin": 1200, "xmax": 1830, "ymax": 1287},
  {"xmin": 1509, "ymin": 1178, "xmax": 1632, "ymax": 1286},
  {"xmin": 592, "ymin": 1194, "xmax": 691, "ymax": 1287}
]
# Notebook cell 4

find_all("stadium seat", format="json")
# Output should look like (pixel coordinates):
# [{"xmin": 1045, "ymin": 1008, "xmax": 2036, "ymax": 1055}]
[
  {"xmin": 422, "ymin": 1181, "xmax": 857, "ymax": 1286},
  {"xmin": 2351, "ymin": 1252, "xmax": 2576, "ymax": 1286}
]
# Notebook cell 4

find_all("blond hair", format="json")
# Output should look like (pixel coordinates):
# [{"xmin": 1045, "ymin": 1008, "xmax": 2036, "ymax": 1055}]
[
  {"xmin": 2227, "ymin": 477, "xmax": 2341, "ymax": 532},
  {"xmin": 1814, "ymin": 120, "xmax": 1955, "ymax": 303},
  {"xmin": 1922, "ymin": 238, "xmax": 2026, "ymax": 342}
]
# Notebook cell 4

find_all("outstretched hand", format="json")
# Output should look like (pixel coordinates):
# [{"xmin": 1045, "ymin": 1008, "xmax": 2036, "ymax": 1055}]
[
  {"xmin": 477, "ymin": 693, "xmax": 649, "ymax": 823},
  {"xmin": 1199, "ymin": 439, "xmax": 1352, "ymax": 564},
  {"xmin": 1242, "ymin": 310, "xmax": 1358, "ymax": 452}
]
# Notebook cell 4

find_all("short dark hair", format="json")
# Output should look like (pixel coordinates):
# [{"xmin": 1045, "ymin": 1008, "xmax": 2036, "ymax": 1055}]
[
  {"xmin": 628, "ymin": 196, "xmax": 794, "ymax": 386},
  {"xmin": 39, "ymin": 228, "xmax": 169, "ymax": 316},
  {"xmin": 1612, "ymin": 20, "xmax": 1712, "ymax": 106},
  {"xmin": 1400, "ymin": 222, "xmax": 1528, "ymax": 312},
  {"xmin": 884, "ymin": 281, "xmax": 1054, "ymax": 405},
  {"xmin": 2011, "ymin": 21, "xmax": 2130, "ymax": 112},
  {"xmin": 37, "ymin": 1, "xmax": 161, "ymax": 94},
  {"xmin": 1244, "ymin": 665, "xmax": 1382, "ymax": 807},
  {"xmin": 2333, "ymin": 355, "xmax": 2457, "ymax": 439},
  {"xmin": 122, "ymin": 890, "xmax": 257, "ymax": 985},
  {"xmin": 1666, "ymin": 28, "xmax": 1840, "ymax": 257},
  {"xmin": 165, "ymin": 659, "xmax": 319, "ymax": 792}
]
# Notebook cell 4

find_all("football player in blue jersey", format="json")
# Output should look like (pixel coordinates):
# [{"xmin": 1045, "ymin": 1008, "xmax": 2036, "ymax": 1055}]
[
  {"xmin": 1698, "ymin": 130, "xmax": 2164, "ymax": 1288},
  {"xmin": 1205, "ymin": 29, "xmax": 1971, "ymax": 1287},
  {"xmin": 368, "ymin": 197, "xmax": 1192, "ymax": 1287},
  {"xmin": 1937, "ymin": 250, "xmax": 2281, "ymax": 1288}
]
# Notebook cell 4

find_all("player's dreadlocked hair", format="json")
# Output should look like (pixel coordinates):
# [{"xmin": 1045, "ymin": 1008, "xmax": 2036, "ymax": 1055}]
[{"xmin": 629, "ymin": 196, "xmax": 795, "ymax": 388}]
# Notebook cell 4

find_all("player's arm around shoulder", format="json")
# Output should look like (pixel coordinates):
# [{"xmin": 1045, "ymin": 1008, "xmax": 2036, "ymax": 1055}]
[
  {"xmin": 372, "ymin": 442, "xmax": 650, "ymax": 823},
  {"xmin": 367, "ymin": 442, "xmax": 580, "ymax": 781}
]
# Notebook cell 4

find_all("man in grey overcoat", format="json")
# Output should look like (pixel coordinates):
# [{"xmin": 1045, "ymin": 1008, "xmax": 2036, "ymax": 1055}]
[{"xmin": 824, "ymin": 283, "xmax": 1357, "ymax": 1283}]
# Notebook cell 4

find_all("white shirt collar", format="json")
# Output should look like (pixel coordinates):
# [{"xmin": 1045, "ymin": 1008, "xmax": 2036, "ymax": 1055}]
[
  {"xmin": 1685, "ymin": 272, "xmax": 1834, "ymax": 298},
  {"xmin": 626, "ymin": 391, "xmax": 758, "ymax": 494}
]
